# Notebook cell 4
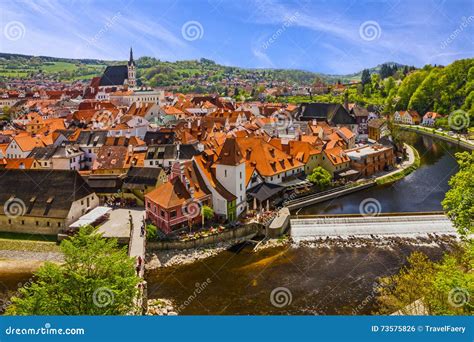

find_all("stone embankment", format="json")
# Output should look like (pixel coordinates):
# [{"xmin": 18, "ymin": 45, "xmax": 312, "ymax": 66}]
[
  {"xmin": 146, "ymin": 240, "xmax": 237, "ymax": 269},
  {"xmin": 146, "ymin": 299, "xmax": 178, "ymax": 316}
]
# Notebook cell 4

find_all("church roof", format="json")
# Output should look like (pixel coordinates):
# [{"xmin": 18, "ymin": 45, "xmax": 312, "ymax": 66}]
[
  {"xmin": 99, "ymin": 65, "xmax": 128, "ymax": 87},
  {"xmin": 298, "ymin": 103, "xmax": 356, "ymax": 125}
]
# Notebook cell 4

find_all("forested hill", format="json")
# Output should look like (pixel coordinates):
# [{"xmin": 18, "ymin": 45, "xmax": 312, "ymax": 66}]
[
  {"xmin": 395, "ymin": 59, "xmax": 474, "ymax": 117},
  {"xmin": 285, "ymin": 58, "xmax": 473, "ymax": 128},
  {"xmin": 0, "ymin": 52, "xmax": 409, "ymax": 90}
]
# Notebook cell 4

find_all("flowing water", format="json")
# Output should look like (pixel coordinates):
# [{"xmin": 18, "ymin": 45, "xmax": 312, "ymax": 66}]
[
  {"xmin": 146, "ymin": 242, "xmax": 454, "ymax": 315},
  {"xmin": 145, "ymin": 132, "xmax": 463, "ymax": 314},
  {"xmin": 0, "ymin": 132, "xmax": 464, "ymax": 314}
]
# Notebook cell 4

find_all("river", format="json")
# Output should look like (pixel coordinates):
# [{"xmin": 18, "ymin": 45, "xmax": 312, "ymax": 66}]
[
  {"xmin": 0, "ymin": 132, "xmax": 464, "ymax": 314},
  {"xmin": 145, "ymin": 132, "xmax": 463, "ymax": 315},
  {"xmin": 297, "ymin": 131, "xmax": 463, "ymax": 215}
]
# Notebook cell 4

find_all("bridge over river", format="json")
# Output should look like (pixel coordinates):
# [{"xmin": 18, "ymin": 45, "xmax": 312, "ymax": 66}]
[{"xmin": 290, "ymin": 213, "xmax": 456, "ymax": 242}]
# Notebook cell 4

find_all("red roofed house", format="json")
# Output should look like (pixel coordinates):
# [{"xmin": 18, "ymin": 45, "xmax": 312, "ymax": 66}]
[
  {"xmin": 394, "ymin": 110, "xmax": 421, "ymax": 125},
  {"xmin": 422, "ymin": 112, "xmax": 443, "ymax": 126},
  {"xmin": 145, "ymin": 161, "xmax": 211, "ymax": 234},
  {"xmin": 321, "ymin": 146, "xmax": 350, "ymax": 178}
]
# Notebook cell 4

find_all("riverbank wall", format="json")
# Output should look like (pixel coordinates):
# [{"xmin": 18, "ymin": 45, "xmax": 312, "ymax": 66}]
[
  {"xmin": 147, "ymin": 223, "xmax": 261, "ymax": 251},
  {"xmin": 285, "ymin": 181, "xmax": 376, "ymax": 211},
  {"xmin": 376, "ymin": 143, "xmax": 419, "ymax": 185},
  {"xmin": 398, "ymin": 125, "xmax": 474, "ymax": 150},
  {"xmin": 285, "ymin": 142, "xmax": 420, "ymax": 210}
]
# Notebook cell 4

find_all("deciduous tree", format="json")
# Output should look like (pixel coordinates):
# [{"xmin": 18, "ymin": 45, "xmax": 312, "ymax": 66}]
[{"xmin": 6, "ymin": 226, "xmax": 140, "ymax": 315}]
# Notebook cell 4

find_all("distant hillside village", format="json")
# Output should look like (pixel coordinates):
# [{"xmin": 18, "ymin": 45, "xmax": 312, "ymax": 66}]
[{"xmin": 0, "ymin": 48, "xmax": 446, "ymax": 238}]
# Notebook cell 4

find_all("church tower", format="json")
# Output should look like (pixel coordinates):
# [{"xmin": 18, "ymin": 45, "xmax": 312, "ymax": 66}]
[
  {"xmin": 215, "ymin": 137, "xmax": 247, "ymax": 220},
  {"xmin": 127, "ymin": 47, "xmax": 136, "ymax": 88}
]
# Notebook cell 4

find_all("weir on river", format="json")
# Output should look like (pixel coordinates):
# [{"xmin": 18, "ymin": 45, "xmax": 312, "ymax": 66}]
[
  {"xmin": 290, "ymin": 213, "xmax": 456, "ymax": 242},
  {"xmin": 144, "ymin": 132, "xmax": 465, "ymax": 315},
  {"xmin": 0, "ymin": 132, "xmax": 466, "ymax": 316}
]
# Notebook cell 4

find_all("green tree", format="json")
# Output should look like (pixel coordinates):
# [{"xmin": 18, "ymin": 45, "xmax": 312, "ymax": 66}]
[
  {"xmin": 442, "ymin": 151, "xmax": 474, "ymax": 237},
  {"xmin": 376, "ymin": 152, "xmax": 474, "ymax": 315},
  {"xmin": 396, "ymin": 69, "xmax": 429, "ymax": 110},
  {"xmin": 201, "ymin": 205, "xmax": 214, "ymax": 227},
  {"xmin": 379, "ymin": 63, "xmax": 392, "ymax": 79},
  {"xmin": 146, "ymin": 224, "xmax": 157, "ymax": 240},
  {"xmin": 5, "ymin": 226, "xmax": 140, "ymax": 315},
  {"xmin": 2, "ymin": 106, "xmax": 11, "ymax": 117},
  {"xmin": 361, "ymin": 69, "xmax": 371, "ymax": 86},
  {"xmin": 408, "ymin": 68, "xmax": 440, "ymax": 114},
  {"xmin": 383, "ymin": 77, "xmax": 396, "ymax": 96},
  {"xmin": 376, "ymin": 247, "xmax": 473, "ymax": 315},
  {"xmin": 307, "ymin": 167, "xmax": 332, "ymax": 190},
  {"xmin": 376, "ymin": 252, "xmax": 436, "ymax": 314}
]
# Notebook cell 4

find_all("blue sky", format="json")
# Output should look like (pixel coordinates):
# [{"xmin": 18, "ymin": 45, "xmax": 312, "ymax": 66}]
[{"xmin": 1, "ymin": 0, "xmax": 473, "ymax": 74}]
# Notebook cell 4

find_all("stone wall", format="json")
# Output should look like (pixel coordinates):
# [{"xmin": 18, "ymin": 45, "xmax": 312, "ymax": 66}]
[
  {"xmin": 399, "ymin": 126, "xmax": 474, "ymax": 151},
  {"xmin": 147, "ymin": 223, "xmax": 261, "ymax": 251},
  {"xmin": 0, "ymin": 215, "xmax": 63, "ymax": 235}
]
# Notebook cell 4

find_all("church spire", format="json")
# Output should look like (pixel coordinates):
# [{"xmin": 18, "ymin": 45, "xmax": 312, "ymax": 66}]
[
  {"xmin": 127, "ymin": 47, "xmax": 136, "ymax": 88},
  {"xmin": 128, "ymin": 47, "xmax": 135, "ymax": 66}
]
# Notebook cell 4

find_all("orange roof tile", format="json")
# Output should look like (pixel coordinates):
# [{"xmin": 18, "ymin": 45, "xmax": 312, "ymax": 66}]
[{"xmin": 145, "ymin": 177, "xmax": 190, "ymax": 209}]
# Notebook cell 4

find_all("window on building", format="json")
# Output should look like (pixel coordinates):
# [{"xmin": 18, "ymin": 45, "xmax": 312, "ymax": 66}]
[
  {"xmin": 170, "ymin": 210, "xmax": 177, "ymax": 218},
  {"xmin": 225, "ymin": 170, "xmax": 227, "ymax": 177}
]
